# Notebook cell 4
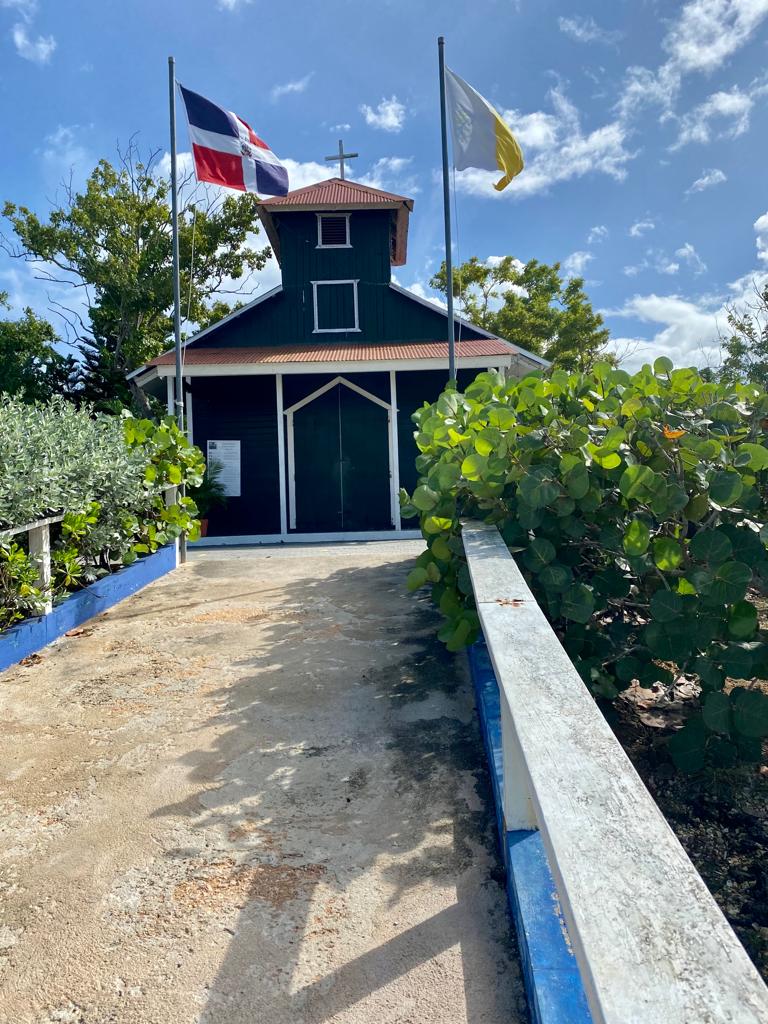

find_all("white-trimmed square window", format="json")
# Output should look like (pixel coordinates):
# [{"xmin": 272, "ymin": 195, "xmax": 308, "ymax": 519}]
[
  {"xmin": 312, "ymin": 280, "xmax": 360, "ymax": 333},
  {"xmin": 316, "ymin": 213, "xmax": 351, "ymax": 248}
]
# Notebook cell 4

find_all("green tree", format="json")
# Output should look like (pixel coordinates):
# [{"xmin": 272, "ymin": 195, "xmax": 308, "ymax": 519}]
[
  {"xmin": 430, "ymin": 255, "xmax": 611, "ymax": 372},
  {"xmin": 719, "ymin": 284, "xmax": 768, "ymax": 389},
  {"xmin": 0, "ymin": 293, "xmax": 77, "ymax": 402},
  {"xmin": 3, "ymin": 145, "xmax": 271, "ymax": 411}
]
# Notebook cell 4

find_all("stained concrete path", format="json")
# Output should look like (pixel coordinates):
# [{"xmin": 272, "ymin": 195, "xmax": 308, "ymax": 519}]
[{"xmin": 0, "ymin": 542, "xmax": 526, "ymax": 1024}]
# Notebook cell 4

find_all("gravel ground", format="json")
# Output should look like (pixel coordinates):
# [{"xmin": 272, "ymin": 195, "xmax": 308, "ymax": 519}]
[{"xmin": 0, "ymin": 542, "xmax": 525, "ymax": 1024}]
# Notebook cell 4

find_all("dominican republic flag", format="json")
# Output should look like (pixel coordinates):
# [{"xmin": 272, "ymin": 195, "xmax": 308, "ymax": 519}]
[{"xmin": 179, "ymin": 84, "xmax": 289, "ymax": 196}]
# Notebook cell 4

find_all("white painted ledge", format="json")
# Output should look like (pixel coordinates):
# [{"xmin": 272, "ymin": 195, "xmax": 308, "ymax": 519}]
[
  {"xmin": 191, "ymin": 529, "xmax": 421, "ymax": 547},
  {"xmin": 462, "ymin": 520, "xmax": 768, "ymax": 1024}
]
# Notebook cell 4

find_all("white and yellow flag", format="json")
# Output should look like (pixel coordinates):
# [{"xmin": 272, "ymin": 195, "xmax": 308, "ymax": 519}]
[{"xmin": 445, "ymin": 68, "xmax": 524, "ymax": 191}]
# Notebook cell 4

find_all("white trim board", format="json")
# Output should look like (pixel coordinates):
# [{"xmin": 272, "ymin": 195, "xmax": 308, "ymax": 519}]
[
  {"xmin": 311, "ymin": 279, "xmax": 360, "ymax": 334},
  {"xmin": 191, "ymin": 530, "xmax": 421, "ymax": 547},
  {"xmin": 138, "ymin": 354, "xmax": 512, "ymax": 385},
  {"xmin": 284, "ymin": 374, "xmax": 393, "ymax": 531},
  {"xmin": 316, "ymin": 212, "xmax": 351, "ymax": 248}
]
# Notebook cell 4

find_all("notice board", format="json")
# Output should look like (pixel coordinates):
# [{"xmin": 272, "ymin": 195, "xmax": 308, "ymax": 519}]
[{"xmin": 207, "ymin": 440, "xmax": 241, "ymax": 497}]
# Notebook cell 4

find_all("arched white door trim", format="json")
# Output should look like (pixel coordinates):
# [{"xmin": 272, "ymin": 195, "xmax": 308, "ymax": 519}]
[{"xmin": 284, "ymin": 375, "xmax": 395, "ymax": 531}]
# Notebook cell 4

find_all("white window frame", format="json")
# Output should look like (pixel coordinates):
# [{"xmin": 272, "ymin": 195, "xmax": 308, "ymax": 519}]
[
  {"xmin": 316, "ymin": 212, "xmax": 351, "ymax": 249},
  {"xmin": 311, "ymin": 279, "xmax": 360, "ymax": 334}
]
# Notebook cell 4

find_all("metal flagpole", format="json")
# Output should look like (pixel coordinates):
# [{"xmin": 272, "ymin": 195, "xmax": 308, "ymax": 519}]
[
  {"xmin": 168, "ymin": 55, "xmax": 187, "ymax": 563},
  {"xmin": 438, "ymin": 36, "xmax": 456, "ymax": 385}
]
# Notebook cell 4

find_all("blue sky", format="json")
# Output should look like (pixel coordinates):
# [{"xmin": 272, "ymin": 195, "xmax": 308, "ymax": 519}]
[{"xmin": 2, "ymin": 0, "xmax": 768, "ymax": 370}]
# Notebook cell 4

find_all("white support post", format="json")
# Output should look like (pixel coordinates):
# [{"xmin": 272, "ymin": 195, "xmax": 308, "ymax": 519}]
[
  {"xmin": 286, "ymin": 411, "xmax": 296, "ymax": 531},
  {"xmin": 185, "ymin": 379, "xmax": 193, "ymax": 443},
  {"xmin": 275, "ymin": 375, "xmax": 288, "ymax": 537},
  {"xmin": 28, "ymin": 523, "xmax": 52, "ymax": 614},
  {"xmin": 500, "ymin": 694, "xmax": 536, "ymax": 830},
  {"xmin": 166, "ymin": 375, "xmax": 174, "ymax": 415},
  {"xmin": 389, "ymin": 370, "xmax": 401, "ymax": 531}
]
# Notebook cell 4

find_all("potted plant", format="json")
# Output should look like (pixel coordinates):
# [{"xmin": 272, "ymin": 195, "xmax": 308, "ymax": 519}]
[{"xmin": 188, "ymin": 459, "xmax": 227, "ymax": 537}]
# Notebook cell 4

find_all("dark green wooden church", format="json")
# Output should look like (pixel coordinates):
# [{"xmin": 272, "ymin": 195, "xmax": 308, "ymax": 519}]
[{"xmin": 132, "ymin": 177, "xmax": 546, "ymax": 541}]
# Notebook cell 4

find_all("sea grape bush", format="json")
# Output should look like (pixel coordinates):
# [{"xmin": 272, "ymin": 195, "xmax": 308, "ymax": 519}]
[
  {"xmin": 401, "ymin": 360, "xmax": 768, "ymax": 772},
  {"xmin": 0, "ymin": 396, "xmax": 204, "ymax": 628}
]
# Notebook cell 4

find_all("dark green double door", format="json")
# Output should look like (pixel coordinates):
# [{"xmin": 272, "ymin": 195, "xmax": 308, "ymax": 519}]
[{"xmin": 293, "ymin": 383, "xmax": 392, "ymax": 533}]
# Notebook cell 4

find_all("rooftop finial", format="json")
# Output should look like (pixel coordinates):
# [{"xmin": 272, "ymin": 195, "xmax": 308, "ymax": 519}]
[{"xmin": 324, "ymin": 139, "xmax": 358, "ymax": 180}]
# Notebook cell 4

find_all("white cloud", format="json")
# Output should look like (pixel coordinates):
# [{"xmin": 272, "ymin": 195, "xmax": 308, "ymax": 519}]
[
  {"xmin": 11, "ymin": 21, "xmax": 55, "ymax": 62},
  {"xmin": 670, "ymin": 86, "xmax": 754, "ymax": 148},
  {"xmin": 616, "ymin": 0, "xmax": 768, "ymax": 123},
  {"xmin": 358, "ymin": 156, "xmax": 419, "ymax": 194},
  {"xmin": 629, "ymin": 219, "xmax": 655, "ymax": 237},
  {"xmin": 663, "ymin": 0, "xmax": 768, "ymax": 75},
  {"xmin": 623, "ymin": 248, "xmax": 690, "ymax": 277},
  {"xmin": 755, "ymin": 211, "xmax": 768, "ymax": 262},
  {"xmin": 605, "ymin": 235, "xmax": 768, "ymax": 371},
  {"xmin": 0, "ymin": 0, "xmax": 36, "ymax": 14},
  {"xmin": 330, "ymin": 123, "xmax": 351, "ymax": 133},
  {"xmin": 217, "ymin": 0, "xmax": 251, "ymax": 9},
  {"xmin": 675, "ymin": 242, "xmax": 708, "ymax": 274},
  {"xmin": 605, "ymin": 293, "xmax": 725, "ymax": 368},
  {"xmin": 558, "ymin": 15, "xmax": 623, "ymax": 45},
  {"xmin": 270, "ymin": 73, "xmax": 313, "ymax": 102},
  {"xmin": 402, "ymin": 280, "xmax": 447, "ymax": 309},
  {"xmin": 686, "ymin": 167, "xmax": 727, "ymax": 193},
  {"xmin": 41, "ymin": 125, "xmax": 92, "ymax": 188},
  {"xmin": 454, "ymin": 87, "xmax": 633, "ymax": 200},
  {"xmin": 562, "ymin": 250, "xmax": 593, "ymax": 277},
  {"xmin": 587, "ymin": 225, "xmax": 608, "ymax": 244},
  {"xmin": 360, "ymin": 96, "xmax": 406, "ymax": 132}
]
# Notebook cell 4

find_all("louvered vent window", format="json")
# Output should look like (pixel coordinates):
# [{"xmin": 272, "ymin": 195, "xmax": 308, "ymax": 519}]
[{"xmin": 318, "ymin": 214, "xmax": 350, "ymax": 247}]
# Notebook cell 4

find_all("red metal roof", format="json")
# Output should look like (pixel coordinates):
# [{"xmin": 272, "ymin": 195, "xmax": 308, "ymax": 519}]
[
  {"xmin": 149, "ymin": 339, "xmax": 514, "ymax": 367},
  {"xmin": 259, "ymin": 177, "xmax": 413, "ymax": 209},
  {"xmin": 257, "ymin": 177, "xmax": 413, "ymax": 267}
]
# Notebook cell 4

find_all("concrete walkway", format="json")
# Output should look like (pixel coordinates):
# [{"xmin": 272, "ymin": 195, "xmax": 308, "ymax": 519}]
[{"xmin": 0, "ymin": 542, "xmax": 525, "ymax": 1024}]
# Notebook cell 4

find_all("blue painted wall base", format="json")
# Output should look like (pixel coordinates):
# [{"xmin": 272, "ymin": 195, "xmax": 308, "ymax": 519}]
[
  {"xmin": 0, "ymin": 544, "xmax": 178, "ymax": 674},
  {"xmin": 468, "ymin": 640, "xmax": 593, "ymax": 1024}
]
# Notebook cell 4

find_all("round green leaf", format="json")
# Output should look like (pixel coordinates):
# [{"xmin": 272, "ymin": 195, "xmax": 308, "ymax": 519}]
[
  {"xmin": 689, "ymin": 529, "xmax": 733, "ymax": 564},
  {"xmin": 619, "ymin": 464, "xmax": 657, "ymax": 501},
  {"xmin": 412, "ymin": 485, "xmax": 439, "ymax": 511},
  {"xmin": 727, "ymin": 600, "xmax": 758, "ymax": 639},
  {"xmin": 653, "ymin": 537, "xmax": 683, "ymax": 571},
  {"xmin": 649, "ymin": 590, "xmax": 685, "ymax": 623},
  {"xmin": 461, "ymin": 454, "xmax": 487, "ymax": 482},
  {"xmin": 709, "ymin": 470, "xmax": 743, "ymax": 507},
  {"xmin": 623, "ymin": 519, "xmax": 650, "ymax": 556},
  {"xmin": 736, "ymin": 442, "xmax": 768, "ymax": 471},
  {"xmin": 431, "ymin": 537, "xmax": 452, "ymax": 562},
  {"xmin": 731, "ymin": 688, "xmax": 768, "ymax": 738},
  {"xmin": 518, "ymin": 468, "xmax": 560, "ymax": 509},
  {"xmin": 565, "ymin": 464, "xmax": 590, "ymax": 499},
  {"xmin": 706, "ymin": 561, "xmax": 752, "ymax": 605},
  {"xmin": 406, "ymin": 566, "xmax": 429, "ymax": 591},
  {"xmin": 539, "ymin": 563, "xmax": 573, "ymax": 593},
  {"xmin": 561, "ymin": 583, "xmax": 595, "ymax": 623},
  {"xmin": 522, "ymin": 537, "xmax": 556, "ymax": 572},
  {"xmin": 654, "ymin": 356, "xmax": 673, "ymax": 375},
  {"xmin": 702, "ymin": 692, "xmax": 731, "ymax": 734}
]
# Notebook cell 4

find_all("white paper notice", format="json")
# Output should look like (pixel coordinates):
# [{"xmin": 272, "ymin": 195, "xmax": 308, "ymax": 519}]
[{"xmin": 207, "ymin": 440, "xmax": 241, "ymax": 497}]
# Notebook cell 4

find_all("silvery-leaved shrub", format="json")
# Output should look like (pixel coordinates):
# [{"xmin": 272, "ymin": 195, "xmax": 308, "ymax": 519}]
[
  {"xmin": 0, "ymin": 396, "xmax": 204, "ymax": 623},
  {"xmin": 402, "ymin": 360, "xmax": 768, "ymax": 772}
]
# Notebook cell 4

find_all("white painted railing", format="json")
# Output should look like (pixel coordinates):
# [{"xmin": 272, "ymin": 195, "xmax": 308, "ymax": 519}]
[
  {"xmin": 1, "ymin": 515, "xmax": 65, "ymax": 614},
  {"xmin": 0, "ymin": 488, "xmax": 179, "ymax": 617},
  {"xmin": 462, "ymin": 521, "xmax": 768, "ymax": 1024}
]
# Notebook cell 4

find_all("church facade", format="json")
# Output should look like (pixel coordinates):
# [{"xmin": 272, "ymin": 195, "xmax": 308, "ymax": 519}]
[{"xmin": 131, "ymin": 177, "xmax": 547, "ymax": 541}]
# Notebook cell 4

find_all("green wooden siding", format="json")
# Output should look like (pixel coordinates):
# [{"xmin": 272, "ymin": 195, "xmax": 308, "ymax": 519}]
[{"xmin": 191, "ymin": 208, "xmax": 488, "ymax": 350}]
